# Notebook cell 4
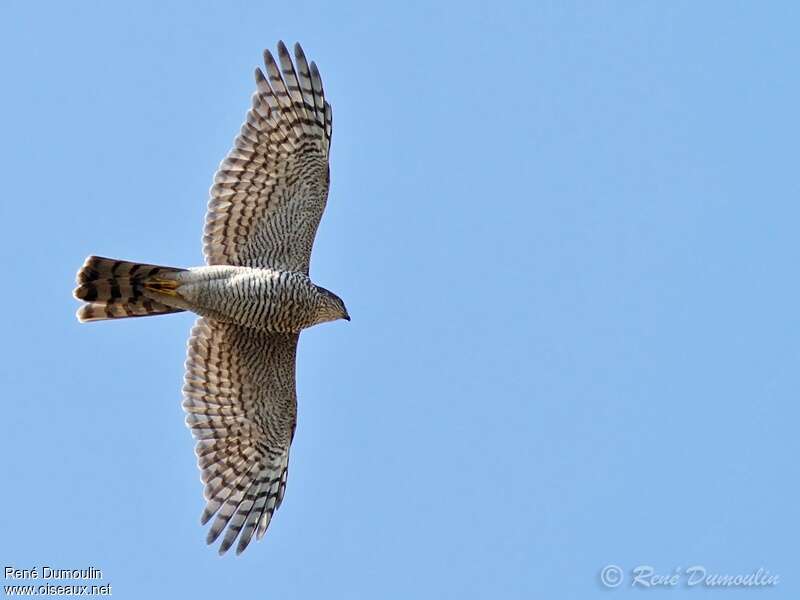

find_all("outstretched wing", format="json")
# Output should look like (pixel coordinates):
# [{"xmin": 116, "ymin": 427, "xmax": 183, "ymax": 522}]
[
  {"xmin": 183, "ymin": 318, "xmax": 298, "ymax": 555},
  {"xmin": 203, "ymin": 41, "xmax": 332, "ymax": 273}
]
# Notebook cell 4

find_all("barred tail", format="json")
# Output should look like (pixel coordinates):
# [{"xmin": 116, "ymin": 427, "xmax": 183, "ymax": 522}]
[{"xmin": 73, "ymin": 256, "xmax": 187, "ymax": 322}]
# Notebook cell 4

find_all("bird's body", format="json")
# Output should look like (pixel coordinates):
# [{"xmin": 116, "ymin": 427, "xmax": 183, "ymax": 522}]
[
  {"xmin": 73, "ymin": 42, "xmax": 348, "ymax": 555},
  {"xmin": 169, "ymin": 266, "xmax": 342, "ymax": 332}
]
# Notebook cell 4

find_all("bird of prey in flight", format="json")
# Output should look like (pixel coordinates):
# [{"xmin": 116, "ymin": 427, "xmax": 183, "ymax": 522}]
[{"xmin": 73, "ymin": 42, "xmax": 348, "ymax": 555}]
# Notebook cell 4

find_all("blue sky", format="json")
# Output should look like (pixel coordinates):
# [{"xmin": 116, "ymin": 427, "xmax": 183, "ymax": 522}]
[{"xmin": 1, "ymin": 1, "xmax": 798, "ymax": 598}]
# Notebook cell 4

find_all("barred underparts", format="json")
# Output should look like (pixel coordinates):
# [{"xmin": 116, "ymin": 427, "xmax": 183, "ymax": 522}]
[{"xmin": 73, "ymin": 42, "xmax": 349, "ymax": 556}]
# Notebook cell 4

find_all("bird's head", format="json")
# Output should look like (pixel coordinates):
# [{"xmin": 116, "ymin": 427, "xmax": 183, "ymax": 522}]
[{"xmin": 313, "ymin": 286, "xmax": 350, "ymax": 325}]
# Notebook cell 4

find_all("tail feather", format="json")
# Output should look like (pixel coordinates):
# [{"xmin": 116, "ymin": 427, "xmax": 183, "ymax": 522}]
[{"xmin": 74, "ymin": 256, "xmax": 187, "ymax": 322}]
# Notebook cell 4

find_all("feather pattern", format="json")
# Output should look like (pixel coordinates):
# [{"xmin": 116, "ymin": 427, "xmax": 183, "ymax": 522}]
[
  {"xmin": 203, "ymin": 41, "xmax": 332, "ymax": 274},
  {"xmin": 183, "ymin": 317, "xmax": 297, "ymax": 555},
  {"xmin": 73, "ymin": 256, "xmax": 186, "ymax": 321}
]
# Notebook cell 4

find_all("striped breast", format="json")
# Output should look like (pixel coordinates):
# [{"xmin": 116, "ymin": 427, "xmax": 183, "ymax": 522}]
[{"xmin": 175, "ymin": 266, "xmax": 317, "ymax": 333}]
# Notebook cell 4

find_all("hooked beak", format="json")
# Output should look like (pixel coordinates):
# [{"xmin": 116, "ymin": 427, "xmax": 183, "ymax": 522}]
[{"xmin": 344, "ymin": 313, "xmax": 351, "ymax": 322}]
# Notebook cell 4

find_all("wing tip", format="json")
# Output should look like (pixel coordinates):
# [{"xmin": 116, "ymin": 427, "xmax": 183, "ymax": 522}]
[{"xmin": 276, "ymin": 39, "xmax": 289, "ymax": 57}]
